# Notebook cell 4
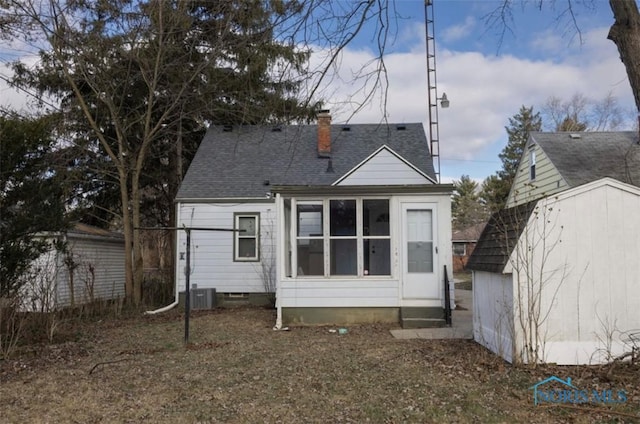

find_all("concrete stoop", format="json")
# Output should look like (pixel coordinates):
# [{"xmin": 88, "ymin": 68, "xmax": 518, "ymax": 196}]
[{"xmin": 400, "ymin": 307, "xmax": 446, "ymax": 329}]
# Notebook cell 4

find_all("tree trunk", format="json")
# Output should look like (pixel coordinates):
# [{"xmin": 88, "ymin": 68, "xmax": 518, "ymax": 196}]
[
  {"xmin": 131, "ymin": 168, "xmax": 144, "ymax": 305},
  {"xmin": 608, "ymin": 0, "xmax": 640, "ymax": 114},
  {"xmin": 119, "ymin": 168, "xmax": 134, "ymax": 303}
]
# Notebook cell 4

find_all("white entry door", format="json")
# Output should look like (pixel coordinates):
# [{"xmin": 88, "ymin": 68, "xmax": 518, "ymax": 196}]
[{"xmin": 402, "ymin": 203, "xmax": 439, "ymax": 299}]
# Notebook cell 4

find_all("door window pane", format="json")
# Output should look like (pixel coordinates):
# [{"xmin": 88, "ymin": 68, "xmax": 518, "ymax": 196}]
[
  {"xmin": 406, "ymin": 210, "xmax": 433, "ymax": 273},
  {"xmin": 408, "ymin": 241, "xmax": 433, "ymax": 273},
  {"xmin": 363, "ymin": 239, "xmax": 391, "ymax": 275},
  {"xmin": 330, "ymin": 200, "xmax": 356, "ymax": 236},
  {"xmin": 330, "ymin": 239, "xmax": 357, "ymax": 275},
  {"xmin": 407, "ymin": 210, "xmax": 432, "ymax": 242},
  {"xmin": 363, "ymin": 199, "xmax": 389, "ymax": 236}
]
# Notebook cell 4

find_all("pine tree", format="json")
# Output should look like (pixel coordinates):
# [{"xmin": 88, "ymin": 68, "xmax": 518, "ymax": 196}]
[
  {"xmin": 0, "ymin": 113, "xmax": 70, "ymax": 297},
  {"xmin": 452, "ymin": 175, "xmax": 488, "ymax": 231},
  {"xmin": 481, "ymin": 105, "xmax": 542, "ymax": 213}
]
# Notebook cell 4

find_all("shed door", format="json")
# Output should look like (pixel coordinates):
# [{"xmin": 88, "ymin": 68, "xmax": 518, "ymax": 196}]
[{"xmin": 402, "ymin": 203, "xmax": 439, "ymax": 299}]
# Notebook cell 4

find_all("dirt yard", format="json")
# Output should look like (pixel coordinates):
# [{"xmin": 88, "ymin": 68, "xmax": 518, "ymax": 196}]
[{"xmin": 1, "ymin": 307, "xmax": 638, "ymax": 423}]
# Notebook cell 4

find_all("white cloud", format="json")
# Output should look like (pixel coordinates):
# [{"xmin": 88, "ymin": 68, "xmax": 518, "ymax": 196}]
[
  {"xmin": 317, "ymin": 25, "xmax": 633, "ymax": 183},
  {"xmin": 441, "ymin": 16, "xmax": 477, "ymax": 43}
]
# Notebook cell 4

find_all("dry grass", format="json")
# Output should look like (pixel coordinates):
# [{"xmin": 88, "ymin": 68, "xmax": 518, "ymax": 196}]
[{"xmin": 1, "ymin": 307, "xmax": 638, "ymax": 423}]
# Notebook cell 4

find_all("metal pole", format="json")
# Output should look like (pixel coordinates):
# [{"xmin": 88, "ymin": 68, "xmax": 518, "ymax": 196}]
[{"xmin": 184, "ymin": 228, "xmax": 191, "ymax": 344}]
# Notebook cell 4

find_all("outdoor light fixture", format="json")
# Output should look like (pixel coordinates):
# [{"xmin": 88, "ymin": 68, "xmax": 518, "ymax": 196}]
[{"xmin": 438, "ymin": 92, "xmax": 450, "ymax": 108}]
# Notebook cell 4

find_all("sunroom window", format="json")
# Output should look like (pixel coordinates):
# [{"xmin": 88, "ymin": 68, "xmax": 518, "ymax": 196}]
[
  {"xmin": 296, "ymin": 203, "xmax": 324, "ymax": 275},
  {"xmin": 292, "ymin": 198, "xmax": 391, "ymax": 277},
  {"xmin": 363, "ymin": 199, "xmax": 391, "ymax": 276}
]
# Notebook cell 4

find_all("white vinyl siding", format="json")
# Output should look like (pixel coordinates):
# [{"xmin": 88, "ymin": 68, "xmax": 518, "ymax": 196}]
[
  {"xmin": 336, "ymin": 149, "xmax": 432, "ymax": 186},
  {"xmin": 506, "ymin": 143, "xmax": 569, "ymax": 207},
  {"xmin": 176, "ymin": 202, "xmax": 276, "ymax": 293}
]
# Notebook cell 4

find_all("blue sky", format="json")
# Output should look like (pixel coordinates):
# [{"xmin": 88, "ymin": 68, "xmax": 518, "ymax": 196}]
[
  {"xmin": 0, "ymin": 1, "xmax": 633, "ymax": 184},
  {"xmin": 318, "ymin": 0, "xmax": 634, "ymax": 183}
]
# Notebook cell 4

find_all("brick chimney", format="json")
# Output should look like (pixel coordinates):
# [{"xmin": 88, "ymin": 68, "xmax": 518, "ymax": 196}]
[{"xmin": 317, "ymin": 110, "xmax": 331, "ymax": 155}]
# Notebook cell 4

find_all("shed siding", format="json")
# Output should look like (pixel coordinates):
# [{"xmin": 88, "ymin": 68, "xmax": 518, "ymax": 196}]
[
  {"xmin": 337, "ymin": 149, "xmax": 431, "ymax": 186},
  {"xmin": 472, "ymin": 270, "xmax": 514, "ymax": 363},
  {"xmin": 506, "ymin": 143, "xmax": 568, "ymax": 207},
  {"xmin": 56, "ymin": 237, "xmax": 125, "ymax": 307},
  {"xmin": 176, "ymin": 202, "xmax": 276, "ymax": 293},
  {"xmin": 511, "ymin": 182, "xmax": 640, "ymax": 364},
  {"xmin": 20, "ymin": 248, "xmax": 60, "ymax": 311}
]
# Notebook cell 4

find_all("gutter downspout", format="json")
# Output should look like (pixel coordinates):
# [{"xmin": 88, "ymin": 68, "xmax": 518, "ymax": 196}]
[
  {"xmin": 273, "ymin": 193, "xmax": 283, "ymax": 330},
  {"xmin": 145, "ymin": 203, "xmax": 181, "ymax": 315}
]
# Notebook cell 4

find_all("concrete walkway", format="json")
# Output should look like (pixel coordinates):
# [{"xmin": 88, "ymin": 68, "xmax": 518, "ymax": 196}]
[{"xmin": 390, "ymin": 289, "xmax": 473, "ymax": 340}]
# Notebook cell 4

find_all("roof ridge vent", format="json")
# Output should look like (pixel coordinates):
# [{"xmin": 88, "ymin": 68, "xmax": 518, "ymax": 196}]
[
  {"xmin": 341, "ymin": 126, "xmax": 351, "ymax": 131},
  {"xmin": 396, "ymin": 124, "xmax": 406, "ymax": 130},
  {"xmin": 222, "ymin": 125, "xmax": 233, "ymax": 132},
  {"xmin": 569, "ymin": 133, "xmax": 581, "ymax": 139}
]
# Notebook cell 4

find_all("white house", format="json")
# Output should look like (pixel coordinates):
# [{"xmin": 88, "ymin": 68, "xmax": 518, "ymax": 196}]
[
  {"xmin": 174, "ymin": 111, "xmax": 454, "ymax": 327},
  {"xmin": 469, "ymin": 130, "xmax": 640, "ymax": 365},
  {"xmin": 22, "ymin": 223, "xmax": 126, "ymax": 311}
]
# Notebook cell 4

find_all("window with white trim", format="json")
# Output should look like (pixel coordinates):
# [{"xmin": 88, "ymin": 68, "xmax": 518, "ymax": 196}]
[
  {"xmin": 234, "ymin": 213, "xmax": 259, "ymax": 261},
  {"xmin": 529, "ymin": 147, "xmax": 536, "ymax": 181},
  {"xmin": 292, "ymin": 198, "xmax": 391, "ymax": 277},
  {"xmin": 452, "ymin": 242, "xmax": 466, "ymax": 256}
]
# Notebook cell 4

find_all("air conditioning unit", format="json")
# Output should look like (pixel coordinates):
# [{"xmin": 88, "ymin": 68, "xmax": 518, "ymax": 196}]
[{"xmin": 189, "ymin": 285, "xmax": 216, "ymax": 310}]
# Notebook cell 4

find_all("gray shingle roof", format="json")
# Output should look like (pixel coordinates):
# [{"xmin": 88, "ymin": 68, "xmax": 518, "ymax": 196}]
[
  {"xmin": 531, "ymin": 131, "xmax": 640, "ymax": 188},
  {"xmin": 176, "ymin": 123, "xmax": 435, "ymax": 199},
  {"xmin": 466, "ymin": 202, "xmax": 537, "ymax": 273}
]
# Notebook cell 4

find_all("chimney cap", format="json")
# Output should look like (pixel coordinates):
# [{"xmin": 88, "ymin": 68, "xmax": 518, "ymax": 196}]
[{"xmin": 318, "ymin": 109, "xmax": 331, "ymax": 115}]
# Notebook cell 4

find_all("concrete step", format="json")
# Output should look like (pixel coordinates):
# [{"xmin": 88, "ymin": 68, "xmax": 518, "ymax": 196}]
[
  {"xmin": 400, "ymin": 307, "xmax": 447, "ymax": 329},
  {"xmin": 401, "ymin": 317, "xmax": 447, "ymax": 329}
]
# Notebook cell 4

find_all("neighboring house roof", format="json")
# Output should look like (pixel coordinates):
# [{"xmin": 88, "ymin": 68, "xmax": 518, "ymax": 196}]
[
  {"xmin": 176, "ymin": 123, "xmax": 435, "ymax": 200},
  {"xmin": 452, "ymin": 222, "xmax": 486, "ymax": 243},
  {"xmin": 466, "ymin": 202, "xmax": 537, "ymax": 273},
  {"xmin": 70, "ymin": 223, "xmax": 123, "ymax": 239},
  {"xmin": 531, "ymin": 131, "xmax": 640, "ymax": 188}
]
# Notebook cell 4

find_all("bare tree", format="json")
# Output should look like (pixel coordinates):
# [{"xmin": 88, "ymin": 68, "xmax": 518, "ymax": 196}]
[{"xmin": 541, "ymin": 92, "xmax": 628, "ymax": 131}]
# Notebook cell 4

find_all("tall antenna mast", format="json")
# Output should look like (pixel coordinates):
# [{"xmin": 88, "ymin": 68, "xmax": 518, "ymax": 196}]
[{"xmin": 425, "ymin": 0, "xmax": 447, "ymax": 183}]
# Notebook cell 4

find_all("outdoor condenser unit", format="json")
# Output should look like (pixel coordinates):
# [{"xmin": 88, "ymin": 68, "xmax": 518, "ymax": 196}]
[{"xmin": 190, "ymin": 285, "xmax": 217, "ymax": 310}]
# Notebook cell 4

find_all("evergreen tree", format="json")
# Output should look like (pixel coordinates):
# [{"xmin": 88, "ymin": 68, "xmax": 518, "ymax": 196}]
[
  {"xmin": 0, "ymin": 113, "xmax": 70, "ymax": 298},
  {"xmin": 481, "ymin": 105, "xmax": 542, "ymax": 213},
  {"xmin": 452, "ymin": 175, "xmax": 488, "ymax": 231},
  {"xmin": 499, "ymin": 106, "xmax": 542, "ymax": 182}
]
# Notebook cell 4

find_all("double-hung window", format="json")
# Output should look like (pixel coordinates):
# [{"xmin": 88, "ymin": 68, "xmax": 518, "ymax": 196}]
[
  {"xmin": 234, "ymin": 213, "xmax": 259, "ymax": 261},
  {"xmin": 292, "ymin": 198, "xmax": 391, "ymax": 277}
]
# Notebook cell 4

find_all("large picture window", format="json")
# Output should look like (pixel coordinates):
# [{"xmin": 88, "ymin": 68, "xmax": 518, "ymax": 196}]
[
  {"xmin": 292, "ymin": 198, "xmax": 391, "ymax": 277},
  {"xmin": 234, "ymin": 213, "xmax": 259, "ymax": 261}
]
